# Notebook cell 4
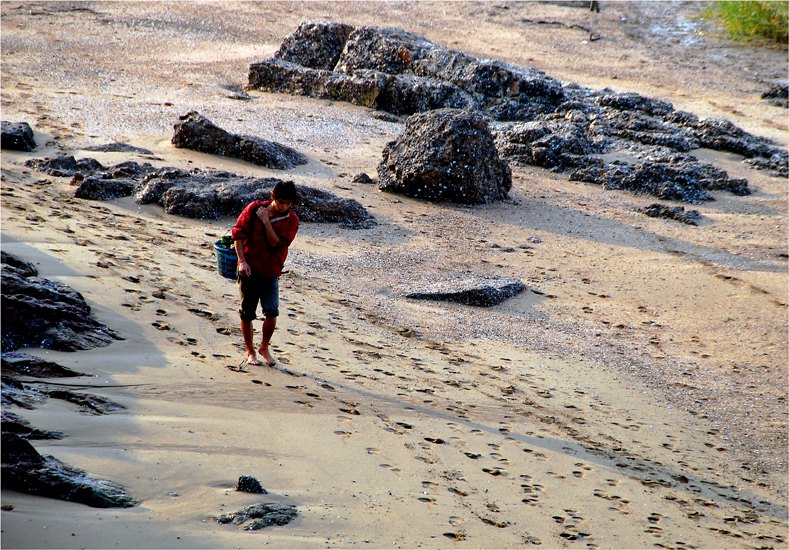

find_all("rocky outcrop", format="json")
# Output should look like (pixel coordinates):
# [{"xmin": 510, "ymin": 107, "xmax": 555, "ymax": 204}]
[
  {"xmin": 251, "ymin": 22, "xmax": 788, "ymax": 203},
  {"xmin": 249, "ymin": 22, "xmax": 564, "ymax": 121},
  {"xmin": 1, "ymin": 121, "xmax": 36, "ymax": 151},
  {"xmin": 1, "ymin": 433, "xmax": 136, "ymax": 508},
  {"xmin": 136, "ymin": 168, "xmax": 375, "ymax": 228},
  {"xmin": 24, "ymin": 157, "xmax": 375, "ymax": 228},
  {"xmin": 171, "ymin": 111, "xmax": 307, "ymax": 170},
  {"xmin": 1, "ymin": 252, "xmax": 123, "ymax": 352},
  {"xmin": 405, "ymin": 277, "xmax": 526, "ymax": 307},
  {"xmin": 215, "ymin": 503, "xmax": 298, "ymax": 530},
  {"xmin": 378, "ymin": 109, "xmax": 511, "ymax": 204}
]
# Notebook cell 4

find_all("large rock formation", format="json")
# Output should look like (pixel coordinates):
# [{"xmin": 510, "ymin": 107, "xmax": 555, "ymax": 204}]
[
  {"xmin": 378, "ymin": 109, "xmax": 511, "ymax": 204},
  {"xmin": 171, "ymin": 111, "xmax": 308, "ymax": 170},
  {"xmin": 249, "ymin": 22, "xmax": 788, "ymax": 204}
]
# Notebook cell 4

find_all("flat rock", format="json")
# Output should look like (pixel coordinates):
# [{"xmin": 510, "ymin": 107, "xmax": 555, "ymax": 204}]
[
  {"xmin": 405, "ymin": 278, "xmax": 526, "ymax": 307},
  {"xmin": 171, "ymin": 111, "xmax": 307, "ymax": 170}
]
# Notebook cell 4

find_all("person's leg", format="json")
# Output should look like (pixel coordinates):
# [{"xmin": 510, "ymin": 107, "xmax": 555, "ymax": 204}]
[
  {"xmin": 239, "ymin": 275, "xmax": 261, "ymax": 365},
  {"xmin": 241, "ymin": 319, "xmax": 260, "ymax": 365},
  {"xmin": 258, "ymin": 277, "xmax": 280, "ymax": 366},
  {"xmin": 259, "ymin": 316, "xmax": 277, "ymax": 366}
]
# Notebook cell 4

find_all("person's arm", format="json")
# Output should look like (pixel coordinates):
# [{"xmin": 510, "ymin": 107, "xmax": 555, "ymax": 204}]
[
  {"xmin": 231, "ymin": 203, "xmax": 255, "ymax": 277},
  {"xmin": 256, "ymin": 206, "xmax": 281, "ymax": 247},
  {"xmin": 234, "ymin": 239, "xmax": 251, "ymax": 276}
]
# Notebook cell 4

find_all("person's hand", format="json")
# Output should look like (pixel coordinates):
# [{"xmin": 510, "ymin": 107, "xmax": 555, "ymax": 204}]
[
  {"xmin": 238, "ymin": 260, "xmax": 251, "ymax": 277},
  {"xmin": 256, "ymin": 206, "xmax": 270, "ymax": 223}
]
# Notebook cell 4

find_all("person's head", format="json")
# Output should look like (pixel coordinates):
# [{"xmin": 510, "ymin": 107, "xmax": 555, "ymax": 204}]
[{"xmin": 270, "ymin": 180, "xmax": 298, "ymax": 213}]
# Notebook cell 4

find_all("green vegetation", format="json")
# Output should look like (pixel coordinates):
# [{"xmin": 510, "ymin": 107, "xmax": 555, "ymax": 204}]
[{"xmin": 701, "ymin": 1, "xmax": 789, "ymax": 45}]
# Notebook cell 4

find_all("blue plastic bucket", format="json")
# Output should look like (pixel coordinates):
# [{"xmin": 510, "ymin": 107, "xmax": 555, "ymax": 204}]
[{"xmin": 213, "ymin": 240, "xmax": 238, "ymax": 280}]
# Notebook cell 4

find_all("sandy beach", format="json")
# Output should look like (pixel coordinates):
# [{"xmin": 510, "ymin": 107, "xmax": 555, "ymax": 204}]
[{"xmin": 1, "ymin": 1, "xmax": 787, "ymax": 548}]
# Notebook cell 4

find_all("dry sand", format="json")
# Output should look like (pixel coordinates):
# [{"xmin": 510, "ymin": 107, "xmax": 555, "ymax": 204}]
[{"xmin": 1, "ymin": 1, "xmax": 787, "ymax": 548}]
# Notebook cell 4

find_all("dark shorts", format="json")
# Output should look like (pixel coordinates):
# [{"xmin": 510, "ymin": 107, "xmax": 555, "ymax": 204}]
[{"xmin": 238, "ymin": 274, "xmax": 279, "ymax": 321}]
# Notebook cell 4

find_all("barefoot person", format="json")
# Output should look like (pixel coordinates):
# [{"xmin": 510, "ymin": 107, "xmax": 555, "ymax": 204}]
[{"xmin": 231, "ymin": 181, "xmax": 300, "ymax": 366}]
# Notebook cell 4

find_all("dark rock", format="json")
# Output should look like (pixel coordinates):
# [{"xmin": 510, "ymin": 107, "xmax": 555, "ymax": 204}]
[
  {"xmin": 74, "ymin": 177, "xmax": 137, "ymax": 201},
  {"xmin": 69, "ymin": 160, "xmax": 158, "ymax": 201},
  {"xmin": 352, "ymin": 173, "xmax": 374, "ymax": 184},
  {"xmin": 371, "ymin": 111, "xmax": 402, "ymax": 123},
  {"xmin": 2, "ymin": 121, "xmax": 36, "ymax": 151},
  {"xmin": 171, "ymin": 111, "xmax": 307, "ymax": 170},
  {"xmin": 236, "ymin": 475, "xmax": 267, "ymax": 494},
  {"xmin": 215, "ymin": 502, "xmax": 297, "ymax": 530},
  {"xmin": 1, "ymin": 253, "xmax": 123, "ymax": 352},
  {"xmin": 335, "ymin": 25, "xmax": 435, "ymax": 74},
  {"xmin": 1, "ymin": 352, "xmax": 85, "ymax": 378},
  {"xmin": 378, "ymin": 109, "xmax": 511, "ymax": 204},
  {"xmin": 639, "ymin": 203, "xmax": 701, "ymax": 225},
  {"xmin": 1, "ymin": 432, "xmax": 136, "ymax": 508},
  {"xmin": 44, "ymin": 389, "xmax": 124, "ymax": 416},
  {"xmin": 81, "ymin": 142, "xmax": 153, "ymax": 155},
  {"xmin": 1, "ymin": 411, "xmax": 63, "ymax": 440},
  {"xmin": 595, "ymin": 92, "xmax": 674, "ymax": 117},
  {"xmin": 136, "ymin": 168, "xmax": 375, "ymax": 228},
  {"xmin": 274, "ymin": 21, "xmax": 354, "ymax": 70},
  {"xmin": 762, "ymin": 84, "xmax": 788, "ymax": 108},
  {"xmin": 1, "ymin": 380, "xmax": 44, "ymax": 410},
  {"xmin": 25, "ymin": 155, "xmax": 104, "ymax": 177},
  {"xmin": 570, "ymin": 155, "xmax": 749, "ymax": 204},
  {"xmin": 375, "ymin": 72, "xmax": 476, "ymax": 116},
  {"xmin": 405, "ymin": 278, "xmax": 526, "ymax": 307},
  {"xmin": 1, "ymin": 252, "xmax": 37, "ymax": 277},
  {"xmin": 412, "ymin": 49, "xmax": 565, "ymax": 114},
  {"xmin": 494, "ymin": 116, "xmax": 604, "ymax": 169}
]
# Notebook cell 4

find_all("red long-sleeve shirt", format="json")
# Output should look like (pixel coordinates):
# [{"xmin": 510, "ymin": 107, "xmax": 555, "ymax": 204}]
[{"xmin": 231, "ymin": 200, "xmax": 299, "ymax": 277}]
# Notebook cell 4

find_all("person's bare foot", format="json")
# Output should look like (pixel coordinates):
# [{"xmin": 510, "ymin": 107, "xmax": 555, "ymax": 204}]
[
  {"xmin": 246, "ymin": 353, "xmax": 261, "ymax": 366},
  {"xmin": 258, "ymin": 344, "xmax": 276, "ymax": 366}
]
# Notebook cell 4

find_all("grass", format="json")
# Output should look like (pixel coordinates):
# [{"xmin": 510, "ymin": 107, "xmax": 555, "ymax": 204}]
[{"xmin": 700, "ymin": 1, "xmax": 789, "ymax": 45}]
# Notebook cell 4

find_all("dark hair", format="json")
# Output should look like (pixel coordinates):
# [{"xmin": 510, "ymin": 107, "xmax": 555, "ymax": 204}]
[{"xmin": 272, "ymin": 180, "xmax": 299, "ymax": 204}]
